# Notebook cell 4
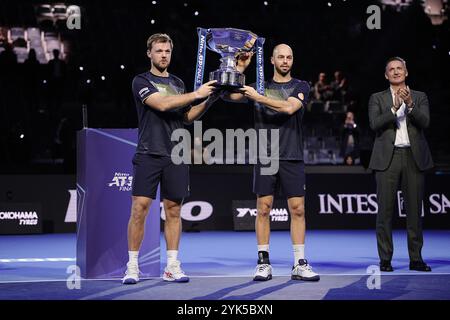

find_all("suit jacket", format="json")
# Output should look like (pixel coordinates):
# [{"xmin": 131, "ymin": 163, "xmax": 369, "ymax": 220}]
[{"xmin": 368, "ymin": 88, "xmax": 434, "ymax": 171}]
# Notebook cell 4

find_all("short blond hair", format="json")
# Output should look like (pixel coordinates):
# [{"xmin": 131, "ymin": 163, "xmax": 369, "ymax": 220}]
[{"xmin": 147, "ymin": 33, "xmax": 173, "ymax": 50}]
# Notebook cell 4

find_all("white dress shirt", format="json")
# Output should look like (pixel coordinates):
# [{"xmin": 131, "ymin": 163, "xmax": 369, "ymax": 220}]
[{"xmin": 390, "ymin": 87, "xmax": 411, "ymax": 147}]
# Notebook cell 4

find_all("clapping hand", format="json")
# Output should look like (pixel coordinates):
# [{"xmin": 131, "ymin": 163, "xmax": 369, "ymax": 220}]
[{"xmin": 398, "ymin": 86, "xmax": 413, "ymax": 107}]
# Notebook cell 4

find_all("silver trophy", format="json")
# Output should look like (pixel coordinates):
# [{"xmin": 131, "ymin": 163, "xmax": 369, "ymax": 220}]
[{"xmin": 206, "ymin": 28, "xmax": 259, "ymax": 88}]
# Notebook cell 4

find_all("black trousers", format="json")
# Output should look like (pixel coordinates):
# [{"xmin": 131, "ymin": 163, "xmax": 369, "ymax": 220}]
[{"xmin": 375, "ymin": 147, "xmax": 425, "ymax": 262}]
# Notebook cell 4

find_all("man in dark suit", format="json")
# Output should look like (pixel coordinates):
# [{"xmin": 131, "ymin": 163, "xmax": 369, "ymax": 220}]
[{"xmin": 368, "ymin": 57, "xmax": 433, "ymax": 272}]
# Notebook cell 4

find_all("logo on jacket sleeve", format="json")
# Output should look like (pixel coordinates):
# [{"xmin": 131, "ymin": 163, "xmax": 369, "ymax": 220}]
[{"xmin": 138, "ymin": 87, "xmax": 150, "ymax": 98}]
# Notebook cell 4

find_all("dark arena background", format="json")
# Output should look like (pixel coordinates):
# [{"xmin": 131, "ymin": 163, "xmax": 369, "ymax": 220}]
[{"xmin": 0, "ymin": 0, "xmax": 450, "ymax": 310}]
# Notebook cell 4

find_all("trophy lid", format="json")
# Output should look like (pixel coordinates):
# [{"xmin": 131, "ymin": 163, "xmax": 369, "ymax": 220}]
[{"xmin": 206, "ymin": 28, "xmax": 258, "ymax": 55}]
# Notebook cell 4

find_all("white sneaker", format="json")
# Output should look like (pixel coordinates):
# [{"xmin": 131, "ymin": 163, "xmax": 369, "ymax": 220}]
[
  {"xmin": 163, "ymin": 260, "xmax": 189, "ymax": 282},
  {"xmin": 253, "ymin": 263, "xmax": 273, "ymax": 281},
  {"xmin": 122, "ymin": 262, "xmax": 140, "ymax": 285},
  {"xmin": 291, "ymin": 259, "xmax": 320, "ymax": 281}
]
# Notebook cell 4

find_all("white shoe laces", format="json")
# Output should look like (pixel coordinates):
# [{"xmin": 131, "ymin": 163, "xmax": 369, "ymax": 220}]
[
  {"xmin": 302, "ymin": 264, "xmax": 313, "ymax": 272},
  {"xmin": 126, "ymin": 262, "xmax": 139, "ymax": 275},
  {"xmin": 256, "ymin": 264, "xmax": 270, "ymax": 273},
  {"xmin": 168, "ymin": 260, "xmax": 185, "ymax": 276},
  {"xmin": 296, "ymin": 263, "xmax": 313, "ymax": 272}
]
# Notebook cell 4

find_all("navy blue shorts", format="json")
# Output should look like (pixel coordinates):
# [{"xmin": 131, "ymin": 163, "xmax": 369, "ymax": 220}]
[
  {"xmin": 132, "ymin": 153, "xmax": 189, "ymax": 200},
  {"xmin": 253, "ymin": 160, "xmax": 305, "ymax": 198}
]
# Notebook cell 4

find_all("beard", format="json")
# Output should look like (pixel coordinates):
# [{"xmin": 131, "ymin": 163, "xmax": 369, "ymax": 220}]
[
  {"xmin": 153, "ymin": 60, "xmax": 170, "ymax": 72},
  {"xmin": 275, "ymin": 65, "xmax": 291, "ymax": 76}
]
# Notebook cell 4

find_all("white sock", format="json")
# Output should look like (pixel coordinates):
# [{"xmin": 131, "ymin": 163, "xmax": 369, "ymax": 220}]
[
  {"xmin": 257, "ymin": 244, "xmax": 269, "ymax": 253},
  {"xmin": 293, "ymin": 244, "xmax": 305, "ymax": 265},
  {"xmin": 128, "ymin": 251, "xmax": 139, "ymax": 265},
  {"xmin": 167, "ymin": 250, "xmax": 178, "ymax": 265}
]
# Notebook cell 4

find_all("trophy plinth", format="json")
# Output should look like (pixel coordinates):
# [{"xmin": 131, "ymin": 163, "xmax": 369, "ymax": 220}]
[
  {"xmin": 209, "ymin": 70, "xmax": 245, "ymax": 88},
  {"xmin": 209, "ymin": 55, "xmax": 245, "ymax": 87}
]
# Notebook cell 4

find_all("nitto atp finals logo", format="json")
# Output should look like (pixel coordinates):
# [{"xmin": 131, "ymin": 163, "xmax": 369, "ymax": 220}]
[{"xmin": 108, "ymin": 172, "xmax": 133, "ymax": 191}]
